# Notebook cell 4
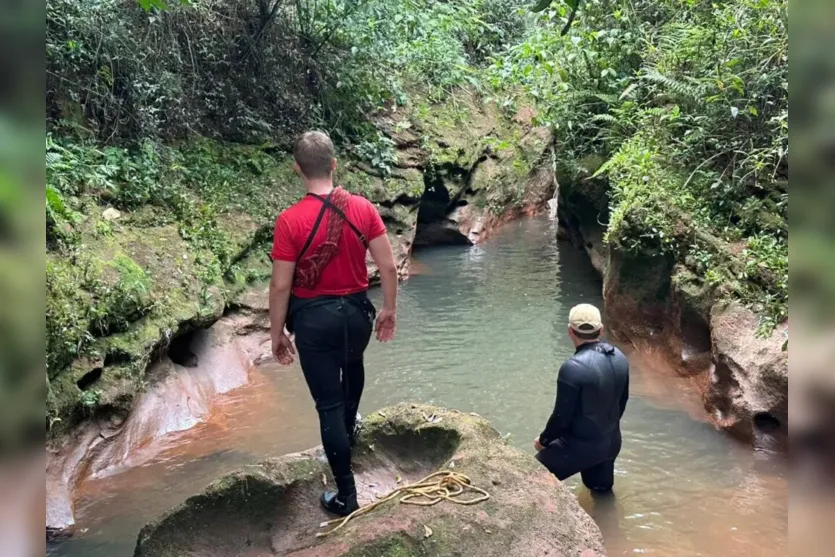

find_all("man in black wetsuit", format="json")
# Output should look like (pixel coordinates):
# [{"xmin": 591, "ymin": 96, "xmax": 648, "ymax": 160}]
[{"xmin": 534, "ymin": 303, "xmax": 629, "ymax": 492}]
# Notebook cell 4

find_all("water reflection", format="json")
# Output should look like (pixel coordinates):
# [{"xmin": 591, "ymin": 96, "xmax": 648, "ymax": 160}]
[{"xmin": 49, "ymin": 217, "xmax": 786, "ymax": 557}]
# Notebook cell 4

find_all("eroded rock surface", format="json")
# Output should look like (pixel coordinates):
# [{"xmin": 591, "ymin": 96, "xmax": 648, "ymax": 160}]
[
  {"xmin": 46, "ymin": 313, "xmax": 271, "ymax": 535},
  {"xmin": 134, "ymin": 404, "xmax": 606, "ymax": 557},
  {"xmin": 707, "ymin": 302, "xmax": 788, "ymax": 445}
]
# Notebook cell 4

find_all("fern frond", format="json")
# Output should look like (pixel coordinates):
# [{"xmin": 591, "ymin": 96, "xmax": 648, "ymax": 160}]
[
  {"xmin": 592, "ymin": 92, "xmax": 618, "ymax": 104},
  {"xmin": 641, "ymin": 68, "xmax": 703, "ymax": 100},
  {"xmin": 590, "ymin": 154, "xmax": 619, "ymax": 179},
  {"xmin": 570, "ymin": 90, "xmax": 619, "ymax": 104},
  {"xmin": 619, "ymin": 83, "xmax": 638, "ymax": 100},
  {"xmin": 641, "ymin": 107, "xmax": 670, "ymax": 118}
]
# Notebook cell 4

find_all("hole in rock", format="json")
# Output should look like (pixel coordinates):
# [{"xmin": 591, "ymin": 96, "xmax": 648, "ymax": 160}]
[
  {"xmin": 680, "ymin": 306, "xmax": 712, "ymax": 354},
  {"xmin": 104, "ymin": 349, "xmax": 132, "ymax": 366},
  {"xmin": 76, "ymin": 367, "xmax": 103, "ymax": 391},
  {"xmin": 413, "ymin": 173, "xmax": 471, "ymax": 248},
  {"xmin": 753, "ymin": 412, "xmax": 782, "ymax": 433},
  {"xmin": 168, "ymin": 330, "xmax": 199, "ymax": 367}
]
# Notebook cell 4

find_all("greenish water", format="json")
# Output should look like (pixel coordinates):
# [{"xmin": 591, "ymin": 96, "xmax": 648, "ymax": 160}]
[{"xmin": 49, "ymin": 216, "xmax": 787, "ymax": 557}]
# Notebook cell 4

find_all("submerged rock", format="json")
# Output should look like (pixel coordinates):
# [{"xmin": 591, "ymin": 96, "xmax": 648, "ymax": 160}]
[{"xmin": 134, "ymin": 404, "xmax": 606, "ymax": 557}]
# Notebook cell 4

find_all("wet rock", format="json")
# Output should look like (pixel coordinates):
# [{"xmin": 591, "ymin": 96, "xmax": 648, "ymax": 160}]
[
  {"xmin": 706, "ymin": 302, "xmax": 788, "ymax": 444},
  {"xmin": 413, "ymin": 219, "xmax": 473, "ymax": 247},
  {"xmin": 602, "ymin": 248, "xmax": 678, "ymax": 355},
  {"xmin": 134, "ymin": 404, "xmax": 606, "ymax": 557},
  {"xmin": 85, "ymin": 317, "xmax": 263, "ymax": 479},
  {"xmin": 46, "ymin": 314, "xmax": 268, "ymax": 535},
  {"xmin": 47, "ymin": 426, "xmax": 102, "ymax": 535}
]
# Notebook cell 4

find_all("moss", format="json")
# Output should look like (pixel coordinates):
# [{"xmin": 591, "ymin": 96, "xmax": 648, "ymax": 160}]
[
  {"xmin": 225, "ymin": 242, "xmax": 273, "ymax": 301},
  {"xmin": 270, "ymin": 455, "xmax": 325, "ymax": 483},
  {"xmin": 342, "ymin": 534, "xmax": 423, "ymax": 557},
  {"xmin": 46, "ymin": 256, "xmax": 91, "ymax": 375},
  {"xmin": 341, "ymin": 163, "xmax": 423, "ymax": 204},
  {"xmin": 672, "ymin": 266, "xmax": 717, "ymax": 319},
  {"xmin": 45, "ymin": 135, "xmax": 311, "ymax": 430}
]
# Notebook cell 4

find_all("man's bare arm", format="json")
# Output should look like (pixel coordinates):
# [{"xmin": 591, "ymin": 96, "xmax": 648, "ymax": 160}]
[
  {"xmin": 269, "ymin": 260, "xmax": 296, "ymax": 363},
  {"xmin": 368, "ymin": 234, "xmax": 397, "ymax": 311},
  {"xmin": 269, "ymin": 260, "xmax": 295, "ymax": 332},
  {"xmin": 368, "ymin": 234, "xmax": 398, "ymax": 342}
]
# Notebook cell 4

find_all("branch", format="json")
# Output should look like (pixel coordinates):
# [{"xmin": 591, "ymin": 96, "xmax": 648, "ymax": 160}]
[
  {"xmin": 240, "ymin": 0, "xmax": 285, "ymax": 62},
  {"xmin": 561, "ymin": 5, "xmax": 579, "ymax": 36},
  {"xmin": 311, "ymin": 0, "xmax": 370, "ymax": 57}
]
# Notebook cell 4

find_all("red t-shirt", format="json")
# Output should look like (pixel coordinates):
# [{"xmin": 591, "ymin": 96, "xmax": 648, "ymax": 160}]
[{"xmin": 271, "ymin": 192, "xmax": 387, "ymax": 298}]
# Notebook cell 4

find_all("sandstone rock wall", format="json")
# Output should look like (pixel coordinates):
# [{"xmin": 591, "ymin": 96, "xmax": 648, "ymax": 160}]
[{"xmin": 556, "ymin": 170, "xmax": 788, "ymax": 447}]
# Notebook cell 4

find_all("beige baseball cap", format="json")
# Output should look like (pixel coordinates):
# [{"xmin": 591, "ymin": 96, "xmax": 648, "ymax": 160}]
[{"xmin": 569, "ymin": 303, "xmax": 603, "ymax": 333}]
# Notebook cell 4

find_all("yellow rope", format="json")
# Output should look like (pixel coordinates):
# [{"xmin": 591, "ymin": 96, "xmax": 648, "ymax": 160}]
[{"xmin": 316, "ymin": 470, "xmax": 490, "ymax": 537}]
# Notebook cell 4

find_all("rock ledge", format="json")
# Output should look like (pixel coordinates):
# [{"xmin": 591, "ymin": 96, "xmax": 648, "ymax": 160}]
[{"xmin": 135, "ymin": 404, "xmax": 605, "ymax": 557}]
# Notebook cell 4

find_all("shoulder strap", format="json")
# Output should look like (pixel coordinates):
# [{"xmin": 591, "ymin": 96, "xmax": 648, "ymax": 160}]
[
  {"xmin": 306, "ymin": 192, "xmax": 368, "ymax": 247},
  {"xmin": 296, "ymin": 190, "xmax": 333, "ymax": 263}
]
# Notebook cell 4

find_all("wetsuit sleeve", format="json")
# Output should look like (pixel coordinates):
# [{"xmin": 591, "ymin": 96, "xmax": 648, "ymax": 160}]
[
  {"xmin": 619, "ymin": 369, "xmax": 630, "ymax": 419},
  {"xmin": 270, "ymin": 213, "xmax": 297, "ymax": 262},
  {"xmin": 538, "ymin": 360, "xmax": 581, "ymax": 446}
]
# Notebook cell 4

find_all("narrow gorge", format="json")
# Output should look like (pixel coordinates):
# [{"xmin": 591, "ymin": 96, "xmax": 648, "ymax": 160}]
[
  {"xmin": 46, "ymin": 0, "xmax": 788, "ymax": 555},
  {"xmin": 47, "ymin": 91, "xmax": 559, "ymax": 536}
]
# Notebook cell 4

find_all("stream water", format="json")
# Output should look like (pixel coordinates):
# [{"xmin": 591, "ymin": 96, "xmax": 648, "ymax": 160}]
[{"xmin": 48, "ymin": 216, "xmax": 787, "ymax": 557}]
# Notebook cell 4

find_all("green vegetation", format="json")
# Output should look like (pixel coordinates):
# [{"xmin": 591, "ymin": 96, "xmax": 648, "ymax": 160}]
[
  {"xmin": 45, "ymin": 134, "xmax": 298, "ymax": 426},
  {"xmin": 489, "ymin": 0, "xmax": 788, "ymax": 333},
  {"xmin": 47, "ymin": 0, "xmax": 529, "ymax": 145},
  {"xmin": 45, "ymin": 0, "xmax": 540, "ymax": 427},
  {"xmin": 45, "ymin": 0, "xmax": 789, "ymax": 429}
]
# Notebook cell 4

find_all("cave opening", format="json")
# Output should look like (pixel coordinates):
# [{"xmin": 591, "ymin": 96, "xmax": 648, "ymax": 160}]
[
  {"xmin": 412, "ymin": 170, "xmax": 472, "ymax": 249},
  {"xmin": 168, "ymin": 330, "xmax": 199, "ymax": 368},
  {"xmin": 753, "ymin": 412, "xmax": 782, "ymax": 433}
]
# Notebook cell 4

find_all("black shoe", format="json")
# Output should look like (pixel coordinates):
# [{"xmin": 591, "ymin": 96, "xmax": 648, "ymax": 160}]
[{"xmin": 320, "ymin": 490, "xmax": 359, "ymax": 516}]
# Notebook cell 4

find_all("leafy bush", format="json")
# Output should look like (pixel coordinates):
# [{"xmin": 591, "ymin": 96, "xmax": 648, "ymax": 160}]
[
  {"xmin": 47, "ymin": 0, "xmax": 531, "ymax": 146},
  {"xmin": 354, "ymin": 132, "xmax": 398, "ymax": 175},
  {"xmin": 490, "ymin": 0, "xmax": 788, "ymax": 331}
]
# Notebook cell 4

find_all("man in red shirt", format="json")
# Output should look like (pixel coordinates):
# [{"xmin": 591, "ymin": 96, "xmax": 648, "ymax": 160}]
[{"xmin": 269, "ymin": 131, "xmax": 398, "ymax": 516}]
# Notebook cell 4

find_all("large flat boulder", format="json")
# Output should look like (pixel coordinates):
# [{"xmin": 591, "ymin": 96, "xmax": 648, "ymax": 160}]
[{"xmin": 134, "ymin": 404, "xmax": 606, "ymax": 557}]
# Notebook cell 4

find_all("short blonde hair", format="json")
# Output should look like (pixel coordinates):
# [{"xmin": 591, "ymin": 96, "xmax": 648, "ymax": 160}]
[{"xmin": 294, "ymin": 131, "xmax": 334, "ymax": 179}]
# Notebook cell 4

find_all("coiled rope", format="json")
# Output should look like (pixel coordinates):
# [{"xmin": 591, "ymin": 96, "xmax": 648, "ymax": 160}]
[{"xmin": 316, "ymin": 470, "xmax": 490, "ymax": 538}]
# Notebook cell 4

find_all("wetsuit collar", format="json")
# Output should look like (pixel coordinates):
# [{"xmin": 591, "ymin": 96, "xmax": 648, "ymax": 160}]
[{"xmin": 574, "ymin": 340, "xmax": 601, "ymax": 354}]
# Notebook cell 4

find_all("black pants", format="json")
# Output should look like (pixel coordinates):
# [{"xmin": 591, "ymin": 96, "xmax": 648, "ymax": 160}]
[
  {"xmin": 292, "ymin": 294, "xmax": 373, "ymax": 493},
  {"xmin": 536, "ymin": 431, "xmax": 622, "ymax": 491}
]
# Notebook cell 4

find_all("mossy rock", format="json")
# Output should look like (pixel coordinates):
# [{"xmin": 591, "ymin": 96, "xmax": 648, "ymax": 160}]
[{"xmin": 134, "ymin": 404, "xmax": 606, "ymax": 557}]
